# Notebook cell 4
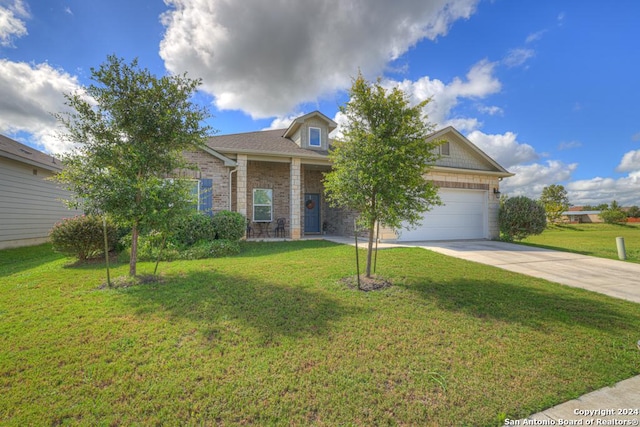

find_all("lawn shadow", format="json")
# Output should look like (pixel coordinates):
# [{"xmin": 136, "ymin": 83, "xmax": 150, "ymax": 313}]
[
  {"xmin": 0, "ymin": 244, "xmax": 67, "ymax": 278},
  {"xmin": 119, "ymin": 269, "xmax": 360, "ymax": 342},
  {"xmin": 237, "ymin": 239, "xmax": 341, "ymax": 258},
  {"xmin": 403, "ymin": 278, "xmax": 640, "ymax": 334}
]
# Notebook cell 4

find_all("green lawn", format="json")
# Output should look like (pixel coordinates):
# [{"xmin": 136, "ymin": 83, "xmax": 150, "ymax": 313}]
[
  {"xmin": 521, "ymin": 223, "xmax": 640, "ymax": 263},
  {"xmin": 1, "ymin": 241, "xmax": 640, "ymax": 426}
]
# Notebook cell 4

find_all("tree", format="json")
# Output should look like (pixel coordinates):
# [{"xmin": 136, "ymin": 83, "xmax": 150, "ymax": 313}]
[
  {"xmin": 627, "ymin": 206, "xmax": 640, "ymax": 218},
  {"xmin": 600, "ymin": 200, "xmax": 627, "ymax": 224},
  {"xmin": 323, "ymin": 73, "xmax": 441, "ymax": 279},
  {"xmin": 55, "ymin": 55, "xmax": 211, "ymax": 276},
  {"xmin": 539, "ymin": 184, "xmax": 569, "ymax": 223},
  {"xmin": 499, "ymin": 196, "xmax": 546, "ymax": 241}
]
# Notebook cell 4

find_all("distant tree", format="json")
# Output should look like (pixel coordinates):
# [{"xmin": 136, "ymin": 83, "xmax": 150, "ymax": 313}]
[
  {"xmin": 539, "ymin": 184, "xmax": 569, "ymax": 223},
  {"xmin": 626, "ymin": 206, "xmax": 640, "ymax": 218},
  {"xmin": 55, "ymin": 55, "xmax": 211, "ymax": 277},
  {"xmin": 324, "ymin": 73, "xmax": 441, "ymax": 279},
  {"xmin": 600, "ymin": 200, "xmax": 627, "ymax": 224},
  {"xmin": 499, "ymin": 196, "xmax": 547, "ymax": 241}
]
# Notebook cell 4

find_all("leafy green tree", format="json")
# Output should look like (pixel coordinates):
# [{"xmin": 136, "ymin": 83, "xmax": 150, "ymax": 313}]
[
  {"xmin": 324, "ymin": 73, "xmax": 441, "ymax": 279},
  {"xmin": 600, "ymin": 200, "xmax": 627, "ymax": 224},
  {"xmin": 626, "ymin": 206, "xmax": 640, "ymax": 218},
  {"xmin": 539, "ymin": 184, "xmax": 569, "ymax": 223},
  {"xmin": 55, "ymin": 55, "xmax": 211, "ymax": 276},
  {"xmin": 499, "ymin": 196, "xmax": 546, "ymax": 241}
]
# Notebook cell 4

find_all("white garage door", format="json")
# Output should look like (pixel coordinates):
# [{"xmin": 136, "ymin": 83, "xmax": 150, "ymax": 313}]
[{"xmin": 397, "ymin": 189, "xmax": 488, "ymax": 241}]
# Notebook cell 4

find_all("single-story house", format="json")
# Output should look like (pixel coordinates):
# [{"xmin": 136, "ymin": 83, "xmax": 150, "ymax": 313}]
[
  {"xmin": 180, "ymin": 111, "xmax": 513, "ymax": 241},
  {"xmin": 561, "ymin": 210, "xmax": 603, "ymax": 223},
  {"xmin": 0, "ymin": 134, "xmax": 74, "ymax": 249}
]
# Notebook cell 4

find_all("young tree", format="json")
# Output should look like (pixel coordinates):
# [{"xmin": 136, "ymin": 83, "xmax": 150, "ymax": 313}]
[
  {"xmin": 55, "ymin": 55, "xmax": 211, "ymax": 276},
  {"xmin": 324, "ymin": 73, "xmax": 441, "ymax": 278},
  {"xmin": 539, "ymin": 184, "xmax": 569, "ymax": 223},
  {"xmin": 600, "ymin": 200, "xmax": 627, "ymax": 224}
]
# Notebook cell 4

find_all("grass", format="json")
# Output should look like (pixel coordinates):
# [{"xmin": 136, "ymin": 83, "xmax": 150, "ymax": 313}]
[
  {"xmin": 1, "ymin": 241, "xmax": 640, "ymax": 426},
  {"xmin": 520, "ymin": 222, "xmax": 640, "ymax": 262}
]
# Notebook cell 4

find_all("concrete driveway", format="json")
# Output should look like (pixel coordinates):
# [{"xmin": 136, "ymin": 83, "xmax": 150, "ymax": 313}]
[{"xmin": 407, "ymin": 240, "xmax": 640, "ymax": 304}]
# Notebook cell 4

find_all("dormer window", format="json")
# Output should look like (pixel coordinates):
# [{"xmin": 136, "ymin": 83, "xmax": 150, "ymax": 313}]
[{"xmin": 309, "ymin": 127, "xmax": 321, "ymax": 147}]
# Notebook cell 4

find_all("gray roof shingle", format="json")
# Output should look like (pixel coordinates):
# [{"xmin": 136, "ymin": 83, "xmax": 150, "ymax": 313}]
[{"xmin": 206, "ymin": 129, "xmax": 329, "ymax": 159}]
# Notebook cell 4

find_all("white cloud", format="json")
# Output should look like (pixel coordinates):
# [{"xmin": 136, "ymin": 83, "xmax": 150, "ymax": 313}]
[
  {"xmin": 501, "ymin": 160, "xmax": 578, "ymax": 199},
  {"xmin": 466, "ymin": 130, "xmax": 538, "ymax": 169},
  {"xmin": 632, "ymin": 132, "xmax": 640, "ymax": 142},
  {"xmin": 0, "ymin": 0, "xmax": 29, "ymax": 47},
  {"xmin": 502, "ymin": 48, "xmax": 535, "ymax": 68},
  {"xmin": 159, "ymin": 0, "xmax": 479, "ymax": 118},
  {"xmin": 616, "ymin": 150, "xmax": 640, "ymax": 173},
  {"xmin": 558, "ymin": 140, "xmax": 582, "ymax": 151},
  {"xmin": 525, "ymin": 30, "xmax": 547, "ymax": 44},
  {"xmin": 477, "ymin": 104, "xmax": 503, "ymax": 115},
  {"xmin": 262, "ymin": 114, "xmax": 299, "ymax": 131},
  {"xmin": 386, "ymin": 59, "xmax": 501, "ymax": 131},
  {"xmin": 0, "ymin": 59, "xmax": 83, "ymax": 154},
  {"xmin": 567, "ymin": 172, "xmax": 640, "ymax": 207}
]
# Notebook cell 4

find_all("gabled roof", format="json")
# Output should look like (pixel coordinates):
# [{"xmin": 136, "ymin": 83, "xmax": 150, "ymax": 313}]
[
  {"xmin": 282, "ymin": 110, "xmax": 337, "ymax": 139},
  {"xmin": 428, "ymin": 126, "xmax": 514, "ymax": 177},
  {"xmin": 206, "ymin": 128, "xmax": 329, "ymax": 160},
  {"xmin": 0, "ymin": 134, "xmax": 62, "ymax": 172}
]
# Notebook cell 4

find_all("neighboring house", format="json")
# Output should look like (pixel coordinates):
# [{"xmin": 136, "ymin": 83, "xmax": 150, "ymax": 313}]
[
  {"xmin": 0, "ymin": 134, "xmax": 74, "ymax": 249},
  {"xmin": 182, "ymin": 111, "xmax": 513, "ymax": 241},
  {"xmin": 561, "ymin": 210, "xmax": 603, "ymax": 223}
]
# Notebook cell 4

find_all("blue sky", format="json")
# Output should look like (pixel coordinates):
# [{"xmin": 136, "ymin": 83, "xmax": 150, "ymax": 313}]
[{"xmin": 1, "ymin": 0, "xmax": 639, "ymax": 206}]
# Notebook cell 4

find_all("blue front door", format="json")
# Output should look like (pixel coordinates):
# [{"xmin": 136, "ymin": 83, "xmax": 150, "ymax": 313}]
[{"xmin": 304, "ymin": 194, "xmax": 321, "ymax": 233}]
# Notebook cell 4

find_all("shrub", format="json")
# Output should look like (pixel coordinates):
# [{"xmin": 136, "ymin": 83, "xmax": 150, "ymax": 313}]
[
  {"xmin": 170, "ymin": 212, "xmax": 216, "ymax": 247},
  {"xmin": 179, "ymin": 240, "xmax": 241, "ymax": 260},
  {"xmin": 499, "ymin": 196, "xmax": 546, "ymax": 241},
  {"xmin": 600, "ymin": 208, "xmax": 627, "ymax": 224},
  {"xmin": 212, "ymin": 210, "xmax": 246, "ymax": 241},
  {"xmin": 50, "ymin": 215, "xmax": 119, "ymax": 260}
]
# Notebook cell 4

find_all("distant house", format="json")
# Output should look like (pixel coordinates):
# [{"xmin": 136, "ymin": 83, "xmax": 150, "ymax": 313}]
[
  {"xmin": 0, "ymin": 134, "xmax": 74, "ymax": 249},
  {"xmin": 181, "ymin": 111, "xmax": 513, "ymax": 241},
  {"xmin": 561, "ymin": 210, "xmax": 603, "ymax": 223}
]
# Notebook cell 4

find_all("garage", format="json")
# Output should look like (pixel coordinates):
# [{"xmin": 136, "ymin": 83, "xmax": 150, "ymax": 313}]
[{"xmin": 397, "ymin": 189, "xmax": 488, "ymax": 241}]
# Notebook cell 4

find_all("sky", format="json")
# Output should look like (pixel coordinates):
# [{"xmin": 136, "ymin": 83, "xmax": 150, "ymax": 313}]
[{"xmin": 1, "ymin": 0, "xmax": 639, "ymax": 206}]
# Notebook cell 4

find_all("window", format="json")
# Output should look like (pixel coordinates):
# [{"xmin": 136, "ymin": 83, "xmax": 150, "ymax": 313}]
[
  {"xmin": 309, "ymin": 127, "xmax": 321, "ymax": 147},
  {"xmin": 253, "ymin": 188, "xmax": 272, "ymax": 222},
  {"xmin": 440, "ymin": 141, "xmax": 450, "ymax": 156},
  {"xmin": 188, "ymin": 180, "xmax": 200, "ymax": 211}
]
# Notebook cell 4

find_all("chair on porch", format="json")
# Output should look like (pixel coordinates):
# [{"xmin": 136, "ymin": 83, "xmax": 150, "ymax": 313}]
[
  {"xmin": 246, "ymin": 218, "xmax": 253, "ymax": 238},
  {"xmin": 274, "ymin": 217, "xmax": 286, "ymax": 238}
]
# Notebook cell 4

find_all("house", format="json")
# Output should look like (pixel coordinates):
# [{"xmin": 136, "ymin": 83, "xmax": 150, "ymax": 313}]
[
  {"xmin": 561, "ymin": 210, "xmax": 603, "ymax": 223},
  {"xmin": 0, "ymin": 134, "xmax": 74, "ymax": 249},
  {"xmin": 181, "ymin": 111, "xmax": 513, "ymax": 241}
]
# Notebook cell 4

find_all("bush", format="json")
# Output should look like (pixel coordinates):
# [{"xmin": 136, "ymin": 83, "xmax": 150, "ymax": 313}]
[
  {"xmin": 50, "ymin": 215, "xmax": 119, "ymax": 260},
  {"xmin": 600, "ymin": 208, "xmax": 627, "ymax": 224},
  {"xmin": 170, "ymin": 212, "xmax": 217, "ymax": 247},
  {"xmin": 499, "ymin": 196, "xmax": 546, "ymax": 241},
  {"xmin": 212, "ymin": 210, "xmax": 246, "ymax": 241}
]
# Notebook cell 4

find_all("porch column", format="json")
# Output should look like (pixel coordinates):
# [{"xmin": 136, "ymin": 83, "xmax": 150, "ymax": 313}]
[
  {"xmin": 236, "ymin": 154, "xmax": 248, "ymax": 217},
  {"xmin": 290, "ymin": 158, "xmax": 301, "ymax": 239}
]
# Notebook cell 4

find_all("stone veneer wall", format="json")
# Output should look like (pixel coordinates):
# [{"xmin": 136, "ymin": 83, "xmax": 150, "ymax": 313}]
[{"xmin": 181, "ymin": 150, "xmax": 232, "ymax": 212}]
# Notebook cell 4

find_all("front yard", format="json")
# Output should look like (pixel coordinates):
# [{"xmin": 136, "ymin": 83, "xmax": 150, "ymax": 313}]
[
  {"xmin": 521, "ymin": 223, "xmax": 640, "ymax": 262},
  {"xmin": 1, "ymin": 241, "xmax": 640, "ymax": 425}
]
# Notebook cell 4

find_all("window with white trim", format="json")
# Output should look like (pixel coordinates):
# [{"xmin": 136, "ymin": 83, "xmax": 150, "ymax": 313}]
[
  {"xmin": 309, "ymin": 127, "xmax": 321, "ymax": 147},
  {"xmin": 253, "ymin": 188, "xmax": 273, "ymax": 222}
]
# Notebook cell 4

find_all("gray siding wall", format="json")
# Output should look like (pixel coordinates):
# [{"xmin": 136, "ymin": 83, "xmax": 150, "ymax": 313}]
[{"xmin": 0, "ymin": 157, "xmax": 75, "ymax": 249}]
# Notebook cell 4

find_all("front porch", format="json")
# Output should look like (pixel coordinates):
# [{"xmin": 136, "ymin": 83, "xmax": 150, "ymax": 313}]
[{"xmin": 231, "ymin": 156, "xmax": 341, "ymax": 239}]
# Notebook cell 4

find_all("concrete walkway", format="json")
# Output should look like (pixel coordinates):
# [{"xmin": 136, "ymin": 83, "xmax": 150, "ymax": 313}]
[{"xmin": 324, "ymin": 237, "xmax": 640, "ymax": 421}]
